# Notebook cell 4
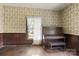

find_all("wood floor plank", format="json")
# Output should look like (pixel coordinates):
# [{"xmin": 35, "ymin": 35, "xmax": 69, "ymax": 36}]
[{"xmin": 0, "ymin": 46, "xmax": 76, "ymax": 56}]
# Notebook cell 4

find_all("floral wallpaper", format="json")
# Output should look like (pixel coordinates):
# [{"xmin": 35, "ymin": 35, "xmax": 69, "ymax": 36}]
[
  {"xmin": 4, "ymin": 5, "xmax": 61, "ymax": 33},
  {"xmin": 1, "ymin": 3, "xmax": 79, "ymax": 46},
  {"xmin": 0, "ymin": 4, "xmax": 3, "ymax": 33},
  {"xmin": 61, "ymin": 3, "xmax": 79, "ymax": 35}
]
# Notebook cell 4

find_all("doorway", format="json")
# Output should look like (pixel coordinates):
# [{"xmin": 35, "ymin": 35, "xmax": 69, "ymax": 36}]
[{"xmin": 27, "ymin": 16, "xmax": 42, "ymax": 45}]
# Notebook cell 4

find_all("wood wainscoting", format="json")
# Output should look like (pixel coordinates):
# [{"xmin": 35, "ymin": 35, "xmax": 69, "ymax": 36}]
[
  {"xmin": 0, "ymin": 33, "xmax": 33, "ymax": 46},
  {"xmin": 0, "ymin": 33, "xmax": 3, "ymax": 48},
  {"xmin": 3, "ymin": 33, "xmax": 26, "ymax": 45},
  {"xmin": 65, "ymin": 34, "xmax": 79, "ymax": 49},
  {"xmin": 65, "ymin": 34, "xmax": 79, "ymax": 55}
]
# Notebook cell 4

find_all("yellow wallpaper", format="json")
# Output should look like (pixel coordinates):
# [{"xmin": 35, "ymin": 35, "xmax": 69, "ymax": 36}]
[
  {"xmin": 1, "ymin": 3, "xmax": 79, "ymax": 34},
  {"xmin": 4, "ymin": 6, "xmax": 61, "ymax": 33},
  {"xmin": 0, "ymin": 4, "xmax": 3, "ymax": 33},
  {"xmin": 61, "ymin": 3, "xmax": 79, "ymax": 35}
]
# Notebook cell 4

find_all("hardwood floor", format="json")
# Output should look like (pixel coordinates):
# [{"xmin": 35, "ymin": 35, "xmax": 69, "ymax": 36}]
[{"xmin": 0, "ymin": 46, "xmax": 76, "ymax": 56}]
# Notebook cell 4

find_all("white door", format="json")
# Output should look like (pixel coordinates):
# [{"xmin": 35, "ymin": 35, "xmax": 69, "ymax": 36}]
[{"xmin": 27, "ymin": 16, "xmax": 42, "ymax": 45}]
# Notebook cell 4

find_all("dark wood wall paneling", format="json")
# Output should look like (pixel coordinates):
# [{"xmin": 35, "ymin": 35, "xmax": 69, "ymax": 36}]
[
  {"xmin": 65, "ymin": 34, "xmax": 79, "ymax": 56},
  {"xmin": 0, "ymin": 33, "xmax": 33, "ymax": 46},
  {"xmin": 3, "ymin": 33, "xmax": 26, "ymax": 45},
  {"xmin": 65, "ymin": 34, "xmax": 79, "ymax": 49},
  {"xmin": 0, "ymin": 33, "xmax": 79, "ymax": 47},
  {"xmin": 0, "ymin": 33, "xmax": 3, "ymax": 47}
]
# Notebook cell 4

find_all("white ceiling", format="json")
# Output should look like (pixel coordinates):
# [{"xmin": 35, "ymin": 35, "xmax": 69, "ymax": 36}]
[{"xmin": 2, "ymin": 3, "xmax": 70, "ymax": 11}]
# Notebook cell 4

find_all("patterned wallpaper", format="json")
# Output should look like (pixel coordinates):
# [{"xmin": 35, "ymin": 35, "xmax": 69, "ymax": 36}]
[
  {"xmin": 61, "ymin": 3, "xmax": 79, "ymax": 35},
  {"xmin": 0, "ymin": 4, "xmax": 3, "ymax": 33},
  {"xmin": 1, "ymin": 4, "xmax": 79, "ymax": 34},
  {"xmin": 4, "ymin": 6, "xmax": 61, "ymax": 33}
]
